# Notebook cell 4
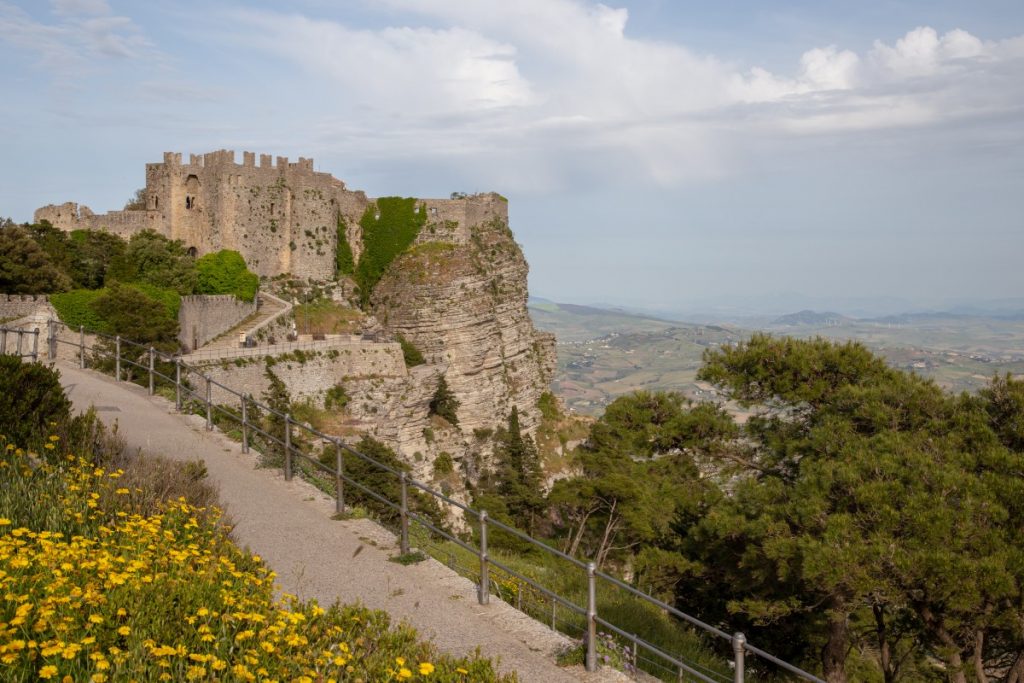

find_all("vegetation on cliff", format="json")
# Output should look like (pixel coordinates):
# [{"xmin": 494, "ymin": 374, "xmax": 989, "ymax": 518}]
[
  {"xmin": 335, "ymin": 213, "xmax": 355, "ymax": 277},
  {"xmin": 0, "ymin": 361, "xmax": 513, "ymax": 682},
  {"xmin": 355, "ymin": 197, "xmax": 426, "ymax": 308}
]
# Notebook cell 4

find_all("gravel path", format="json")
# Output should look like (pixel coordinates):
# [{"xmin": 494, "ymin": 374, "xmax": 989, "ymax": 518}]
[{"xmin": 55, "ymin": 361, "xmax": 630, "ymax": 683}]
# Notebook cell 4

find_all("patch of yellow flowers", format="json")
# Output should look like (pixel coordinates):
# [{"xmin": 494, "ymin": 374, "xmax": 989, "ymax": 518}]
[{"xmin": 0, "ymin": 440, "xmax": 513, "ymax": 682}]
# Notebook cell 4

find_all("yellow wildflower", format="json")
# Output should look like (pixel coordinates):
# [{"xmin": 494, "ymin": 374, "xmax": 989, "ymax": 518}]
[
  {"xmin": 419, "ymin": 662, "xmax": 435, "ymax": 675},
  {"xmin": 39, "ymin": 665, "xmax": 58, "ymax": 679}
]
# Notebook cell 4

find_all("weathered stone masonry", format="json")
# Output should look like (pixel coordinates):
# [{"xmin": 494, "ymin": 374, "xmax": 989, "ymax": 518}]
[{"xmin": 34, "ymin": 150, "xmax": 507, "ymax": 281}]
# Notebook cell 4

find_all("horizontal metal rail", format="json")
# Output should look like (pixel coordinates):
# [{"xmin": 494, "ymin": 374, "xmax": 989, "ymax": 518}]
[{"xmin": 34, "ymin": 319, "xmax": 827, "ymax": 683}]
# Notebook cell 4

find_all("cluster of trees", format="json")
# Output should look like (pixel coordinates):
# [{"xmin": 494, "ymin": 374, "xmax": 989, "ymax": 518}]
[
  {"xmin": 477, "ymin": 335, "xmax": 1024, "ymax": 682},
  {"xmin": 0, "ymin": 221, "xmax": 259, "ymax": 348}
]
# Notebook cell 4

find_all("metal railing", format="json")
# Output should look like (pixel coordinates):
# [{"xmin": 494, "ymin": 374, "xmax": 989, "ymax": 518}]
[
  {"xmin": 36, "ymin": 319, "xmax": 824, "ymax": 683},
  {"xmin": 0, "ymin": 326, "xmax": 41, "ymax": 361}
]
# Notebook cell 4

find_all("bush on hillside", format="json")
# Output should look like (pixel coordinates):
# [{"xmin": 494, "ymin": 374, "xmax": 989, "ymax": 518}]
[
  {"xmin": 195, "ymin": 249, "xmax": 259, "ymax": 301},
  {"xmin": 0, "ymin": 355, "xmax": 71, "ymax": 448},
  {"xmin": 107, "ymin": 229, "xmax": 197, "ymax": 295}
]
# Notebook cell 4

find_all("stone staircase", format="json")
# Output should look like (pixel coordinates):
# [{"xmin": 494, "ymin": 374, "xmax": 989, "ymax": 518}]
[{"xmin": 195, "ymin": 292, "xmax": 291, "ymax": 352}]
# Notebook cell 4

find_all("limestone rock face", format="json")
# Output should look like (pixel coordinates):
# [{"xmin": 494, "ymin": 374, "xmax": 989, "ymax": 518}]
[{"xmin": 371, "ymin": 217, "xmax": 556, "ymax": 439}]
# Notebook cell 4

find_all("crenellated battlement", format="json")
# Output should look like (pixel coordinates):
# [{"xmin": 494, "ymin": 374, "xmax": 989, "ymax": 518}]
[{"xmin": 158, "ymin": 149, "xmax": 315, "ymax": 173}]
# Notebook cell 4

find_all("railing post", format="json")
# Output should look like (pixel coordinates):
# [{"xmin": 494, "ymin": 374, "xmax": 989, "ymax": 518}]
[
  {"xmin": 175, "ymin": 359, "xmax": 182, "ymax": 411},
  {"xmin": 205, "ymin": 377, "xmax": 212, "ymax": 430},
  {"xmin": 0, "ymin": 328, "xmax": 6, "ymax": 354},
  {"xmin": 47, "ymin": 319, "xmax": 57, "ymax": 360},
  {"xmin": 148, "ymin": 347, "xmax": 155, "ymax": 395},
  {"xmin": 478, "ymin": 510, "xmax": 490, "ymax": 605},
  {"xmin": 241, "ymin": 394, "xmax": 250, "ymax": 453},
  {"xmin": 31, "ymin": 329, "xmax": 39, "ymax": 362},
  {"xmin": 733, "ymin": 632, "xmax": 746, "ymax": 683},
  {"xmin": 399, "ymin": 471, "xmax": 410, "ymax": 555},
  {"xmin": 551, "ymin": 596, "xmax": 557, "ymax": 630},
  {"xmin": 15, "ymin": 330, "xmax": 23, "ymax": 358},
  {"xmin": 586, "ymin": 562, "xmax": 597, "ymax": 671},
  {"xmin": 284, "ymin": 414, "xmax": 293, "ymax": 480},
  {"xmin": 115, "ymin": 335, "xmax": 121, "ymax": 381},
  {"xmin": 334, "ymin": 438, "xmax": 345, "ymax": 515},
  {"xmin": 79, "ymin": 325, "xmax": 85, "ymax": 368}
]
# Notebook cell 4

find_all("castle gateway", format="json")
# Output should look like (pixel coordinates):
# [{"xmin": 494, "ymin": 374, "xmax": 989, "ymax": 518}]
[{"xmin": 34, "ymin": 150, "xmax": 507, "ymax": 280}]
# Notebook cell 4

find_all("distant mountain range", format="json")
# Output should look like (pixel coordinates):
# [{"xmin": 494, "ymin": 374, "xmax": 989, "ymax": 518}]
[{"xmin": 530, "ymin": 296, "xmax": 1024, "ymax": 327}]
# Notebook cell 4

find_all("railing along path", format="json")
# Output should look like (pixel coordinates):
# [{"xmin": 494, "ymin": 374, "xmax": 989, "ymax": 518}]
[{"xmin": 4, "ymin": 320, "xmax": 824, "ymax": 683}]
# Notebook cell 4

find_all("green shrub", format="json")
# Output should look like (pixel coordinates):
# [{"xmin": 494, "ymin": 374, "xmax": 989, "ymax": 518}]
[
  {"xmin": 325, "ymin": 383, "xmax": 349, "ymax": 410},
  {"xmin": 52, "ymin": 283, "xmax": 180, "ymax": 338},
  {"xmin": 429, "ymin": 376, "xmax": 460, "ymax": 426},
  {"xmin": 355, "ymin": 197, "xmax": 426, "ymax": 307},
  {"xmin": 106, "ymin": 229, "xmax": 197, "ymax": 295},
  {"xmin": 50, "ymin": 288, "xmax": 107, "ymax": 331},
  {"xmin": 433, "ymin": 451, "xmax": 454, "ymax": 476},
  {"xmin": 0, "ymin": 356, "xmax": 71, "ymax": 448},
  {"xmin": 538, "ymin": 391, "xmax": 560, "ymax": 421},
  {"xmin": 397, "ymin": 333, "xmax": 425, "ymax": 367},
  {"xmin": 195, "ymin": 249, "xmax": 259, "ymax": 301}
]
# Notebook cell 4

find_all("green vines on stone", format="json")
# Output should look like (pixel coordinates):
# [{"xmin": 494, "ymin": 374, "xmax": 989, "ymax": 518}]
[
  {"xmin": 355, "ymin": 197, "xmax": 426, "ymax": 308},
  {"xmin": 335, "ymin": 213, "xmax": 354, "ymax": 277}
]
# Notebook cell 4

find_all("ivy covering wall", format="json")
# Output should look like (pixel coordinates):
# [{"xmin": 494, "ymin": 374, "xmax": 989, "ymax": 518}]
[{"xmin": 355, "ymin": 197, "xmax": 426, "ymax": 308}]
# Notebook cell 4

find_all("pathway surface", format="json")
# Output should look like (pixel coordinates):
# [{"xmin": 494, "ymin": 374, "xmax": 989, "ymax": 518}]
[{"xmin": 55, "ymin": 361, "xmax": 628, "ymax": 683}]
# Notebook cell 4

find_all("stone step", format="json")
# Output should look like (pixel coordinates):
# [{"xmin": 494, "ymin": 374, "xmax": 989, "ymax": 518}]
[{"xmin": 196, "ymin": 295, "xmax": 288, "ymax": 351}]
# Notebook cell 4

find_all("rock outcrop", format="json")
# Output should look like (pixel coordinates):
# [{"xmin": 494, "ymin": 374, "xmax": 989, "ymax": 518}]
[{"xmin": 371, "ymin": 210, "xmax": 556, "ymax": 458}]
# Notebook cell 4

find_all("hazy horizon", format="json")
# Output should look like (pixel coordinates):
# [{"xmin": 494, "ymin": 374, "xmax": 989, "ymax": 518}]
[{"xmin": 2, "ymin": 1, "xmax": 1022, "ymax": 314}]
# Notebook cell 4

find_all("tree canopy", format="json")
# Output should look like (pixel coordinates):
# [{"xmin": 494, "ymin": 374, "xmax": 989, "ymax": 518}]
[{"xmin": 195, "ymin": 249, "xmax": 259, "ymax": 301}]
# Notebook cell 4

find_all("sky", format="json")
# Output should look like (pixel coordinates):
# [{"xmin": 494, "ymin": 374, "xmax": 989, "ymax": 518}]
[{"xmin": 1, "ymin": 0, "xmax": 1022, "ymax": 317}]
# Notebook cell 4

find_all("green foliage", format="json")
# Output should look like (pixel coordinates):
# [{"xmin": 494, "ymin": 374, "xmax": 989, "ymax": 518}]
[
  {"xmin": 107, "ymin": 229, "xmax": 197, "ymax": 295},
  {"xmin": 429, "ymin": 376, "xmax": 460, "ymax": 426},
  {"xmin": 324, "ymin": 383, "xmax": 349, "ymax": 411},
  {"xmin": 0, "ymin": 356, "xmax": 71, "ymax": 449},
  {"xmin": 0, "ymin": 225, "xmax": 72, "ymax": 293},
  {"xmin": 489, "ymin": 406, "xmax": 545, "ymax": 535},
  {"xmin": 355, "ymin": 197, "xmax": 426, "ymax": 307},
  {"xmin": 335, "ymin": 213, "xmax": 355, "ymax": 276},
  {"xmin": 339, "ymin": 437, "xmax": 443, "ymax": 529},
  {"xmin": 260, "ymin": 364, "xmax": 291, "ymax": 467},
  {"xmin": 89, "ymin": 282, "xmax": 180, "ymax": 349},
  {"xmin": 67, "ymin": 229, "xmax": 126, "ymax": 289},
  {"xmin": 433, "ymin": 451, "xmax": 454, "ymax": 476},
  {"xmin": 195, "ymin": 249, "xmax": 259, "ymax": 301},
  {"xmin": 397, "ymin": 334, "xmax": 425, "ymax": 367},
  {"xmin": 50, "ymin": 288, "xmax": 106, "ymax": 330},
  {"xmin": 537, "ymin": 391, "xmax": 560, "ymax": 421},
  {"xmin": 661, "ymin": 334, "xmax": 1024, "ymax": 681},
  {"xmin": 51, "ymin": 283, "xmax": 180, "ymax": 342}
]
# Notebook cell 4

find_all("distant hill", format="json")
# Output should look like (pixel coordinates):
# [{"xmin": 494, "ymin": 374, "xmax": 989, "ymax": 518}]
[
  {"xmin": 528, "ymin": 298, "xmax": 678, "ymax": 343},
  {"xmin": 770, "ymin": 310, "xmax": 852, "ymax": 327}
]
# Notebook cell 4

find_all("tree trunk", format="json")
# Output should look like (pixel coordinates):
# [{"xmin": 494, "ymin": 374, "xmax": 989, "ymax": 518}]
[
  {"xmin": 873, "ymin": 604, "xmax": 896, "ymax": 683},
  {"xmin": 565, "ymin": 506, "xmax": 594, "ymax": 557},
  {"xmin": 1005, "ymin": 653, "xmax": 1024, "ymax": 683},
  {"xmin": 821, "ymin": 607, "xmax": 849, "ymax": 683},
  {"xmin": 972, "ymin": 630, "xmax": 987, "ymax": 683},
  {"xmin": 594, "ymin": 499, "xmax": 620, "ymax": 570},
  {"xmin": 918, "ymin": 604, "xmax": 967, "ymax": 683}
]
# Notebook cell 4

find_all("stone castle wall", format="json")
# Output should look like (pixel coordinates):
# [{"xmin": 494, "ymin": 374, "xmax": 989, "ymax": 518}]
[
  {"xmin": 33, "ymin": 151, "xmax": 505, "ymax": 282},
  {"xmin": 0, "ymin": 294, "xmax": 51, "ymax": 321},
  {"xmin": 178, "ymin": 295, "xmax": 258, "ymax": 352}
]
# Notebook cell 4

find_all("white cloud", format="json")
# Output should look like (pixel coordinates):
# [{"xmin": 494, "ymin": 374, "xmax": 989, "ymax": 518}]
[
  {"xmin": 225, "ymin": 1, "xmax": 1022, "ymax": 190},
  {"xmin": 0, "ymin": 0, "xmax": 152, "ymax": 82}
]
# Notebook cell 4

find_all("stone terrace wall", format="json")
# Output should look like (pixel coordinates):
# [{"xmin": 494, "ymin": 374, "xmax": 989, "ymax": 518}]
[
  {"xmin": 193, "ymin": 342, "xmax": 406, "ymax": 406},
  {"xmin": 0, "ymin": 295, "xmax": 50, "ymax": 321},
  {"xmin": 178, "ymin": 295, "xmax": 257, "ymax": 352}
]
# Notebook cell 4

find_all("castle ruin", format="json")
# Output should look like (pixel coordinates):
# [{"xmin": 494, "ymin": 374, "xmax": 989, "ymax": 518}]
[{"xmin": 34, "ymin": 150, "xmax": 507, "ymax": 280}]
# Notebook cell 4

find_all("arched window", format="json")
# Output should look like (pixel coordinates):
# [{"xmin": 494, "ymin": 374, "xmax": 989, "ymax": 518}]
[{"xmin": 186, "ymin": 246, "xmax": 198, "ymax": 258}]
